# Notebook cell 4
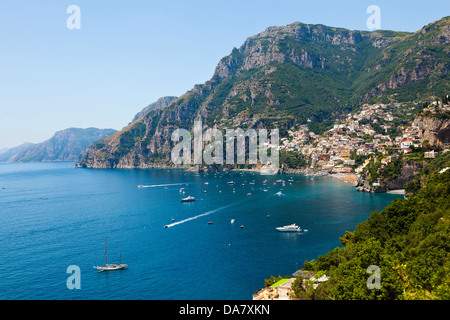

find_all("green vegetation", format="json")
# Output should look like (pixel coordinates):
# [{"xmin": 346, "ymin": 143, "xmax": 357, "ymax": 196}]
[
  {"xmin": 264, "ymin": 275, "xmax": 290, "ymax": 287},
  {"xmin": 381, "ymin": 156, "xmax": 403, "ymax": 181},
  {"xmin": 364, "ymin": 152, "xmax": 422, "ymax": 187},
  {"xmin": 405, "ymin": 151, "xmax": 450, "ymax": 195},
  {"xmin": 279, "ymin": 150, "xmax": 307, "ymax": 169},
  {"xmin": 298, "ymin": 151, "xmax": 450, "ymax": 300}
]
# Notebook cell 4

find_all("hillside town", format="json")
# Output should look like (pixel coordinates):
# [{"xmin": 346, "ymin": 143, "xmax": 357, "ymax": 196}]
[{"xmin": 278, "ymin": 100, "xmax": 450, "ymax": 189}]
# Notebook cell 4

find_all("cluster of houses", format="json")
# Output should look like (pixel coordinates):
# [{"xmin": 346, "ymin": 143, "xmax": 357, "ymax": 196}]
[
  {"xmin": 253, "ymin": 271, "xmax": 329, "ymax": 301},
  {"xmin": 279, "ymin": 103, "xmax": 429, "ymax": 173}
]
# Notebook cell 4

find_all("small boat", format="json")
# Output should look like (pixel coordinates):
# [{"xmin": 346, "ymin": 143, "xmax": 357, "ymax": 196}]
[
  {"xmin": 240, "ymin": 225, "xmax": 244, "ymax": 229},
  {"xmin": 181, "ymin": 196, "xmax": 195, "ymax": 202},
  {"xmin": 231, "ymin": 219, "xmax": 235, "ymax": 223},
  {"xmin": 93, "ymin": 237, "xmax": 128, "ymax": 272},
  {"xmin": 276, "ymin": 223, "xmax": 302, "ymax": 232},
  {"xmin": 137, "ymin": 185, "xmax": 144, "ymax": 188},
  {"xmin": 227, "ymin": 181, "xmax": 235, "ymax": 184},
  {"xmin": 208, "ymin": 221, "xmax": 213, "ymax": 225}
]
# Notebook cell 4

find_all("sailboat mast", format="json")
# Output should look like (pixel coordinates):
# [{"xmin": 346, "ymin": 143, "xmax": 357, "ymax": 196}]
[{"xmin": 105, "ymin": 236, "xmax": 107, "ymax": 266}]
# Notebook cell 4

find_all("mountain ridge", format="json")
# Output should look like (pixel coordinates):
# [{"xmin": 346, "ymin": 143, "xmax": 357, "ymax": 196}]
[
  {"xmin": 131, "ymin": 96, "xmax": 178, "ymax": 123},
  {"xmin": 81, "ymin": 17, "xmax": 450, "ymax": 169},
  {"xmin": 1, "ymin": 127, "xmax": 117, "ymax": 163}
]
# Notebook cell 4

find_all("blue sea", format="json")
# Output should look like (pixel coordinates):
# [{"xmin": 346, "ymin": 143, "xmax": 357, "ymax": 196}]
[{"xmin": 0, "ymin": 162, "xmax": 402, "ymax": 300}]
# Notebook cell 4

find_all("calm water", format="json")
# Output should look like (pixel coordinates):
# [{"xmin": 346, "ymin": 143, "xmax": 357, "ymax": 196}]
[{"xmin": 0, "ymin": 162, "xmax": 401, "ymax": 300}]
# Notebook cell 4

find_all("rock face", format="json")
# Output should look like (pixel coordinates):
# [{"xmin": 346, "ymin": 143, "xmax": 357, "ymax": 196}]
[
  {"xmin": 131, "ymin": 96, "xmax": 178, "ymax": 123},
  {"xmin": 385, "ymin": 162, "xmax": 423, "ymax": 190},
  {"xmin": 5, "ymin": 128, "xmax": 117, "ymax": 162},
  {"xmin": 81, "ymin": 17, "xmax": 450, "ymax": 169},
  {"xmin": 356, "ymin": 174, "xmax": 387, "ymax": 193},
  {"xmin": 355, "ymin": 161, "xmax": 421, "ymax": 193},
  {"xmin": 412, "ymin": 114, "xmax": 450, "ymax": 147}
]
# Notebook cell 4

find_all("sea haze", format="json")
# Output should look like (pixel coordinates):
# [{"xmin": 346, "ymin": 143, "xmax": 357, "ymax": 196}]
[{"xmin": 0, "ymin": 162, "xmax": 402, "ymax": 299}]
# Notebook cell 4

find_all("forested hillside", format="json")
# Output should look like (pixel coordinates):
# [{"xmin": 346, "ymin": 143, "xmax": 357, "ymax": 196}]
[{"xmin": 296, "ymin": 151, "xmax": 450, "ymax": 299}]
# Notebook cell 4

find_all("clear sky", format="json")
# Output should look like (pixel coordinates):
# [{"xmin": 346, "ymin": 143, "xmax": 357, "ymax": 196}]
[{"xmin": 0, "ymin": 0, "xmax": 448, "ymax": 148}]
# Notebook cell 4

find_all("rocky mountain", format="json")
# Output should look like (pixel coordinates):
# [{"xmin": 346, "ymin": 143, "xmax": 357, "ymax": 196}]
[
  {"xmin": 131, "ymin": 96, "xmax": 178, "ymax": 123},
  {"xmin": 2, "ymin": 128, "xmax": 117, "ymax": 162},
  {"xmin": 81, "ymin": 17, "xmax": 450, "ymax": 169},
  {"xmin": 412, "ymin": 112, "xmax": 450, "ymax": 147},
  {"xmin": 0, "ymin": 142, "xmax": 36, "ymax": 162}
]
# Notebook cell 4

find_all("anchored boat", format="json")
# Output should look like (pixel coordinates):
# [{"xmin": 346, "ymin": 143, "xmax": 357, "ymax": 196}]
[
  {"xmin": 94, "ymin": 237, "xmax": 128, "ymax": 272},
  {"xmin": 276, "ymin": 223, "xmax": 302, "ymax": 232},
  {"xmin": 181, "ymin": 196, "xmax": 195, "ymax": 202}
]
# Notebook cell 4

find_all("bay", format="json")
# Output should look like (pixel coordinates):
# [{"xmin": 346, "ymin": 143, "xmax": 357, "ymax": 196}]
[{"xmin": 0, "ymin": 162, "xmax": 402, "ymax": 300}]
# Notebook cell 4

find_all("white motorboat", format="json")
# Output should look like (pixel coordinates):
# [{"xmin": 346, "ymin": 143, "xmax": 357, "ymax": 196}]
[
  {"xmin": 181, "ymin": 195, "xmax": 195, "ymax": 202},
  {"xmin": 276, "ymin": 223, "xmax": 302, "ymax": 232}
]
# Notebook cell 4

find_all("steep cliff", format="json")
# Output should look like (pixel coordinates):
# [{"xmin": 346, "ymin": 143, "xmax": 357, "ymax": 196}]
[
  {"xmin": 356, "ymin": 159, "xmax": 423, "ymax": 193},
  {"xmin": 131, "ymin": 96, "xmax": 178, "ymax": 123},
  {"xmin": 81, "ymin": 17, "xmax": 450, "ymax": 169},
  {"xmin": 412, "ymin": 112, "xmax": 450, "ymax": 147}
]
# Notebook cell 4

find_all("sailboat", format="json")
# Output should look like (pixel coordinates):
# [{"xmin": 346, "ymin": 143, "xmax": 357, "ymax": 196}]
[{"xmin": 93, "ymin": 237, "xmax": 128, "ymax": 272}]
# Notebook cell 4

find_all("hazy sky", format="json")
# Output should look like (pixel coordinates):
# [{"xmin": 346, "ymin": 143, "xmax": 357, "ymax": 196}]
[{"xmin": 0, "ymin": 0, "xmax": 448, "ymax": 148}]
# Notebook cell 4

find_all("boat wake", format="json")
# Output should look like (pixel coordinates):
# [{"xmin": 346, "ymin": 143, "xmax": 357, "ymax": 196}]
[
  {"xmin": 138, "ymin": 183, "xmax": 185, "ymax": 189},
  {"xmin": 164, "ymin": 201, "xmax": 243, "ymax": 228}
]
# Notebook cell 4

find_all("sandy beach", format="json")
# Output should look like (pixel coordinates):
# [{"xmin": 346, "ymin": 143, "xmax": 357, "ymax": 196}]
[
  {"xmin": 387, "ymin": 189, "xmax": 405, "ymax": 194},
  {"xmin": 328, "ymin": 173, "xmax": 359, "ymax": 186}
]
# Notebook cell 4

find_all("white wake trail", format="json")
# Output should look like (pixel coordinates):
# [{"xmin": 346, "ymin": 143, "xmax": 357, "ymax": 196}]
[
  {"xmin": 164, "ymin": 201, "xmax": 242, "ymax": 228},
  {"xmin": 138, "ymin": 183, "xmax": 186, "ymax": 188}
]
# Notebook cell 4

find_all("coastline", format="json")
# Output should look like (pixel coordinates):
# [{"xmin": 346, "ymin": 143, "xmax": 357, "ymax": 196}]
[{"xmin": 326, "ymin": 173, "xmax": 359, "ymax": 186}]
